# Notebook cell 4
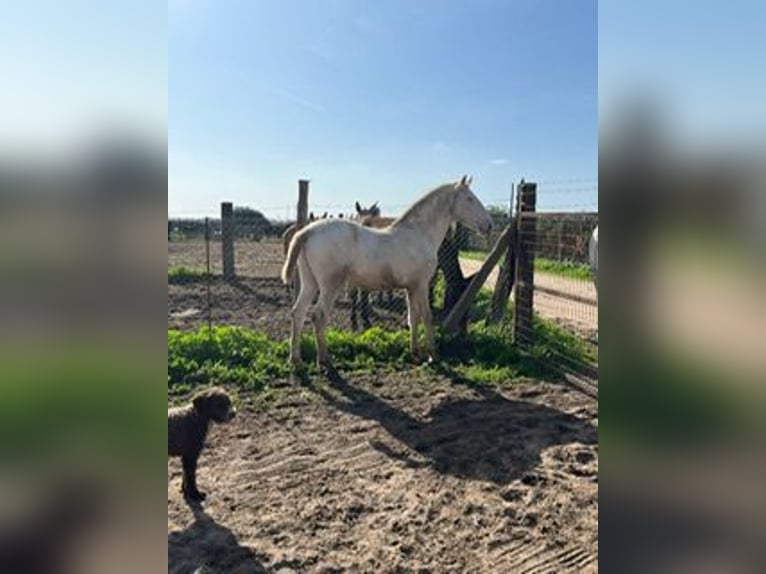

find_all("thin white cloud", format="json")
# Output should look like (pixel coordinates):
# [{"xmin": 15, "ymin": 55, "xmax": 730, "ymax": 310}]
[
  {"xmin": 489, "ymin": 158, "xmax": 510, "ymax": 165},
  {"xmin": 272, "ymin": 88, "xmax": 325, "ymax": 113}
]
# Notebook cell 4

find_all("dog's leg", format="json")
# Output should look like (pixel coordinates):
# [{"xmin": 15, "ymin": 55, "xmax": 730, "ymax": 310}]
[{"xmin": 181, "ymin": 454, "xmax": 206, "ymax": 501}]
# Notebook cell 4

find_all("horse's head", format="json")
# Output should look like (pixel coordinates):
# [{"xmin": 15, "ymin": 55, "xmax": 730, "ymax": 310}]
[
  {"xmin": 452, "ymin": 175, "xmax": 492, "ymax": 235},
  {"xmin": 355, "ymin": 201, "xmax": 381, "ymax": 219}
]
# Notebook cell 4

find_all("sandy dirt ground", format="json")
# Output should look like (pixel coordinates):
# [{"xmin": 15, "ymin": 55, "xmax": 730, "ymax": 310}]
[
  {"xmin": 169, "ymin": 239, "xmax": 408, "ymax": 335},
  {"xmin": 168, "ymin": 372, "xmax": 598, "ymax": 573},
  {"xmin": 169, "ymin": 240, "xmax": 599, "ymax": 572}
]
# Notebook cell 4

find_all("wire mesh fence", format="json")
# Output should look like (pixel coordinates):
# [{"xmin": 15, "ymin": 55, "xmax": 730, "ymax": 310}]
[
  {"xmin": 521, "ymin": 212, "xmax": 598, "ymax": 338},
  {"xmin": 511, "ymin": 183, "xmax": 598, "ymax": 393},
  {"xmin": 168, "ymin": 181, "xmax": 598, "ymax": 387}
]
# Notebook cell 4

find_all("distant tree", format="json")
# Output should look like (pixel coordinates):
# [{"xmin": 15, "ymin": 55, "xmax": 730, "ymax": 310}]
[
  {"xmin": 487, "ymin": 205, "xmax": 511, "ymax": 229},
  {"xmin": 233, "ymin": 207, "xmax": 272, "ymax": 240}
]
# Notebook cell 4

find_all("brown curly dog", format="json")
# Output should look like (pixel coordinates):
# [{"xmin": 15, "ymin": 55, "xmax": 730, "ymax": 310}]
[{"xmin": 168, "ymin": 387, "xmax": 236, "ymax": 502}]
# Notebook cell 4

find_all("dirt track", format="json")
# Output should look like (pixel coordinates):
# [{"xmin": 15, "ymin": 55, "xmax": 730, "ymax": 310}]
[{"xmin": 168, "ymin": 371, "xmax": 598, "ymax": 573}]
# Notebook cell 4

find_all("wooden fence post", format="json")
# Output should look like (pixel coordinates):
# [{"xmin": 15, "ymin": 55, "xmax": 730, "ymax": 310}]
[
  {"xmin": 297, "ymin": 179, "xmax": 310, "ymax": 227},
  {"xmin": 513, "ymin": 182, "xmax": 537, "ymax": 346},
  {"xmin": 221, "ymin": 202, "xmax": 235, "ymax": 280},
  {"xmin": 290, "ymin": 180, "xmax": 310, "ymax": 293}
]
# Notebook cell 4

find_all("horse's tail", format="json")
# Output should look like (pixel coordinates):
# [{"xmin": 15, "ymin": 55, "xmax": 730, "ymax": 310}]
[
  {"xmin": 281, "ymin": 224, "xmax": 295, "ymax": 256},
  {"xmin": 281, "ymin": 227, "xmax": 310, "ymax": 285}
]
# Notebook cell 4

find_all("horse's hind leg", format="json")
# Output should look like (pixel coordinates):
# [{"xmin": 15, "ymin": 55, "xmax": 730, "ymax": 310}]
[
  {"xmin": 290, "ymin": 263, "xmax": 317, "ymax": 368},
  {"xmin": 312, "ymin": 279, "xmax": 343, "ymax": 369},
  {"xmin": 416, "ymin": 284, "xmax": 437, "ymax": 362}
]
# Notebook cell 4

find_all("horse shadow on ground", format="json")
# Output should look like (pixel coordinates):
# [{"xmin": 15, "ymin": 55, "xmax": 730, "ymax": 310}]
[
  {"xmin": 316, "ymin": 368, "xmax": 597, "ymax": 485},
  {"xmin": 168, "ymin": 502, "xmax": 268, "ymax": 574}
]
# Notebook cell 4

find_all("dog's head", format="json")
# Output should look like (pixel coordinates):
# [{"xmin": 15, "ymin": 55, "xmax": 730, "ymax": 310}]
[{"xmin": 192, "ymin": 387, "xmax": 236, "ymax": 423}]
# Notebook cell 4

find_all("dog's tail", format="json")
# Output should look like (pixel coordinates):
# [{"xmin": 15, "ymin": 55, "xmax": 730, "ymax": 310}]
[{"xmin": 281, "ymin": 226, "xmax": 311, "ymax": 285}]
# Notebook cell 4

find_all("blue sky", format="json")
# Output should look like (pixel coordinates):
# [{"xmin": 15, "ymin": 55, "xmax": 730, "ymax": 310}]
[{"xmin": 169, "ymin": 0, "xmax": 597, "ymax": 218}]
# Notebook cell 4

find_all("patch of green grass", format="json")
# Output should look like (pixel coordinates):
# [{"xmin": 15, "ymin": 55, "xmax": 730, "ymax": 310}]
[
  {"xmin": 534, "ymin": 258, "xmax": 592, "ymax": 280},
  {"xmin": 168, "ymin": 266, "xmax": 207, "ymax": 280},
  {"xmin": 429, "ymin": 273, "xmax": 495, "ymax": 322},
  {"xmin": 169, "ymin": 309, "xmax": 595, "ymax": 395},
  {"xmin": 168, "ymin": 327, "xmax": 292, "ymax": 391}
]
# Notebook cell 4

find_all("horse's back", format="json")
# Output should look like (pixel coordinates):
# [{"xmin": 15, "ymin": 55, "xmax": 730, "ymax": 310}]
[
  {"xmin": 301, "ymin": 219, "xmax": 431, "ymax": 290},
  {"xmin": 302, "ymin": 219, "xmax": 360, "ymax": 260}
]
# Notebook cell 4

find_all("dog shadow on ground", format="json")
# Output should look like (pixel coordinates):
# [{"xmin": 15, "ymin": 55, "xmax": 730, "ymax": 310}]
[
  {"xmin": 168, "ymin": 502, "xmax": 268, "ymax": 574},
  {"xmin": 316, "ymin": 367, "xmax": 597, "ymax": 485}
]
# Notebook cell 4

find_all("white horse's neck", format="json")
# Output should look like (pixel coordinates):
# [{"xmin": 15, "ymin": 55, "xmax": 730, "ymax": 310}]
[{"xmin": 391, "ymin": 185, "xmax": 456, "ymax": 249}]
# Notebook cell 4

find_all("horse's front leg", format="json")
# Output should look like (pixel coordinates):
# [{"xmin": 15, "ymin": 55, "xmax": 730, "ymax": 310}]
[
  {"xmin": 350, "ymin": 288, "xmax": 359, "ymax": 331},
  {"xmin": 418, "ymin": 287, "xmax": 438, "ymax": 362},
  {"xmin": 361, "ymin": 290, "xmax": 372, "ymax": 330},
  {"xmin": 405, "ymin": 289, "xmax": 421, "ymax": 361}
]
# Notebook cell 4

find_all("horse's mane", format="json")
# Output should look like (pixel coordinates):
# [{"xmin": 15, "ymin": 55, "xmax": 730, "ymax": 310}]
[{"xmin": 391, "ymin": 182, "xmax": 456, "ymax": 228}]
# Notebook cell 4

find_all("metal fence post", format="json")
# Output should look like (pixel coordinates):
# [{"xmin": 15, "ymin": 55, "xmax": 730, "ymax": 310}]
[
  {"xmin": 487, "ymin": 182, "xmax": 517, "ymax": 324},
  {"xmin": 205, "ymin": 216, "xmax": 213, "ymax": 332},
  {"xmin": 221, "ymin": 202, "xmax": 235, "ymax": 280},
  {"xmin": 513, "ymin": 182, "xmax": 537, "ymax": 347}
]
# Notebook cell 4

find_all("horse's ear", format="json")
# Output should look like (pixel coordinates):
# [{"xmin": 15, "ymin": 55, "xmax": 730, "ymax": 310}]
[
  {"xmin": 466, "ymin": 175, "xmax": 473, "ymax": 186},
  {"xmin": 457, "ymin": 175, "xmax": 468, "ymax": 187},
  {"xmin": 355, "ymin": 201, "xmax": 362, "ymax": 214}
]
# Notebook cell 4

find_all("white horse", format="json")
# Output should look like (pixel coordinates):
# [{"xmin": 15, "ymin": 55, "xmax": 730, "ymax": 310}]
[
  {"xmin": 589, "ymin": 225, "xmax": 598, "ymax": 294},
  {"xmin": 282, "ymin": 176, "xmax": 493, "ymax": 368}
]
